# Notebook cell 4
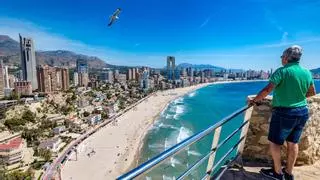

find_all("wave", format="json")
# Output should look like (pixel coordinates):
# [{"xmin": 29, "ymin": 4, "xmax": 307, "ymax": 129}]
[
  {"xmin": 177, "ymin": 127, "xmax": 193, "ymax": 143},
  {"xmin": 162, "ymin": 175, "xmax": 176, "ymax": 180},
  {"xmin": 159, "ymin": 123, "xmax": 179, "ymax": 130},
  {"xmin": 146, "ymin": 176, "xmax": 152, "ymax": 180},
  {"xmin": 173, "ymin": 97, "xmax": 184, "ymax": 105},
  {"xmin": 148, "ymin": 143, "xmax": 163, "ymax": 150},
  {"xmin": 176, "ymin": 106, "xmax": 184, "ymax": 114},
  {"xmin": 170, "ymin": 157, "xmax": 182, "ymax": 168},
  {"xmin": 187, "ymin": 150, "xmax": 201, "ymax": 157},
  {"xmin": 173, "ymin": 105, "xmax": 185, "ymax": 120},
  {"xmin": 188, "ymin": 91, "xmax": 196, "ymax": 98},
  {"xmin": 165, "ymin": 114, "xmax": 174, "ymax": 120},
  {"xmin": 164, "ymin": 126, "xmax": 193, "ymax": 151}
]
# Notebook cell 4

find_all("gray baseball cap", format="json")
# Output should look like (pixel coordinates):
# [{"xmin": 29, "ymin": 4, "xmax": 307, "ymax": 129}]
[{"xmin": 282, "ymin": 45, "xmax": 303, "ymax": 62}]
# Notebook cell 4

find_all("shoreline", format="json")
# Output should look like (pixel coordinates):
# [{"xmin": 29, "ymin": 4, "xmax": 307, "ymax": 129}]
[
  {"xmin": 61, "ymin": 80, "xmax": 265, "ymax": 179},
  {"xmin": 127, "ymin": 79, "xmax": 269, "ymax": 173},
  {"xmin": 128, "ymin": 83, "xmax": 211, "ymax": 172},
  {"xmin": 61, "ymin": 83, "xmax": 211, "ymax": 180}
]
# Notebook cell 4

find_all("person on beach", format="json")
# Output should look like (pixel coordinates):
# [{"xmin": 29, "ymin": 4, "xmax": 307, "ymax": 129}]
[{"xmin": 250, "ymin": 45, "xmax": 316, "ymax": 180}]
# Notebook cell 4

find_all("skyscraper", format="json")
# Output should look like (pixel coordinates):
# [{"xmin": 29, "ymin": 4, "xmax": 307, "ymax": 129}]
[
  {"xmin": 114, "ymin": 70, "xmax": 120, "ymax": 81},
  {"xmin": 3, "ymin": 66, "xmax": 9, "ymax": 88},
  {"xmin": 56, "ymin": 67, "xmax": 69, "ymax": 91},
  {"xmin": 127, "ymin": 69, "xmax": 132, "ymax": 80},
  {"xmin": 140, "ymin": 68, "xmax": 150, "ymax": 90},
  {"xmin": 106, "ymin": 70, "xmax": 114, "ymax": 83},
  {"xmin": 132, "ymin": 68, "xmax": 136, "ymax": 80},
  {"xmin": 0, "ymin": 61, "xmax": 4, "ymax": 98},
  {"xmin": 79, "ymin": 73, "xmax": 89, "ymax": 87},
  {"xmin": 76, "ymin": 59, "xmax": 88, "ymax": 87},
  {"xmin": 76, "ymin": 59, "xmax": 88, "ymax": 74},
  {"xmin": 167, "ymin": 56, "xmax": 175, "ymax": 80},
  {"xmin": 37, "ymin": 65, "xmax": 58, "ymax": 93},
  {"xmin": 73, "ymin": 72, "xmax": 79, "ymax": 86},
  {"xmin": 182, "ymin": 68, "xmax": 187, "ymax": 77},
  {"xmin": 20, "ymin": 34, "xmax": 38, "ymax": 90}
]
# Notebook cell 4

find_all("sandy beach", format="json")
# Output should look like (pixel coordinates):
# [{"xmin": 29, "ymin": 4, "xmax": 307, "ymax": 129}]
[{"xmin": 61, "ymin": 83, "xmax": 212, "ymax": 180}]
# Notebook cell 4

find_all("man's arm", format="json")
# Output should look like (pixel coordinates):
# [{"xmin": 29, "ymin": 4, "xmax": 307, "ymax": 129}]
[
  {"xmin": 306, "ymin": 84, "xmax": 316, "ymax": 98},
  {"xmin": 251, "ymin": 83, "xmax": 275, "ymax": 104}
]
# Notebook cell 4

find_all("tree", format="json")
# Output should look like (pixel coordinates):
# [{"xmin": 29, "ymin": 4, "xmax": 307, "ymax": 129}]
[
  {"xmin": 10, "ymin": 91, "xmax": 20, "ymax": 100},
  {"xmin": 101, "ymin": 112, "xmax": 109, "ymax": 119},
  {"xmin": 4, "ymin": 118, "xmax": 26, "ymax": 131},
  {"xmin": 22, "ymin": 110, "xmax": 36, "ymax": 123},
  {"xmin": 40, "ymin": 120, "xmax": 56, "ymax": 129},
  {"xmin": 107, "ymin": 93, "xmax": 112, "ymax": 99},
  {"xmin": 71, "ymin": 93, "xmax": 77, "ymax": 101},
  {"xmin": 0, "ymin": 158, "xmax": 6, "ymax": 179},
  {"xmin": 39, "ymin": 149, "xmax": 52, "ymax": 162},
  {"xmin": 83, "ymin": 111, "xmax": 90, "ymax": 117},
  {"xmin": 60, "ymin": 105, "xmax": 73, "ymax": 116},
  {"xmin": 22, "ymin": 128, "xmax": 40, "ymax": 146},
  {"xmin": 66, "ymin": 97, "xmax": 72, "ymax": 105},
  {"xmin": 36, "ymin": 107, "xmax": 42, "ymax": 113},
  {"xmin": 3, "ymin": 169, "xmax": 34, "ymax": 180},
  {"xmin": 118, "ymin": 99, "xmax": 125, "ymax": 110}
]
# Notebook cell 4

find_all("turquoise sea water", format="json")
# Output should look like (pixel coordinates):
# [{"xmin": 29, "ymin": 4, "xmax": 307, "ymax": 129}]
[{"xmin": 138, "ymin": 80, "xmax": 320, "ymax": 179}]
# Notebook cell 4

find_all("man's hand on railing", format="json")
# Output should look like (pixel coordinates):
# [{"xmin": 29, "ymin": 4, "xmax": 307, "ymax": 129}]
[{"xmin": 248, "ymin": 99, "xmax": 262, "ymax": 106}]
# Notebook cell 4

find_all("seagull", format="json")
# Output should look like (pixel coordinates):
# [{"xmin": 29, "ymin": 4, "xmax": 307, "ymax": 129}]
[{"xmin": 108, "ymin": 8, "xmax": 122, "ymax": 27}]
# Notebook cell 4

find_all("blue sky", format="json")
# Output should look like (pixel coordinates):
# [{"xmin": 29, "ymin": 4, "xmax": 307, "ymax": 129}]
[{"xmin": 0, "ymin": 0, "xmax": 320, "ymax": 70}]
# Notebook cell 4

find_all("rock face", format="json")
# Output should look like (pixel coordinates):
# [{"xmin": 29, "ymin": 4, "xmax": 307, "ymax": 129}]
[{"xmin": 243, "ymin": 95, "xmax": 320, "ymax": 165}]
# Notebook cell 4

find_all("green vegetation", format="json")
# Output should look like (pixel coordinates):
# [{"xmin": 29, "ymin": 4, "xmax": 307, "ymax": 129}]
[
  {"xmin": 0, "ymin": 169, "xmax": 34, "ymax": 180},
  {"xmin": 83, "ymin": 111, "xmax": 90, "ymax": 117},
  {"xmin": 22, "ymin": 128, "xmax": 40, "ymax": 146},
  {"xmin": 21, "ymin": 109, "xmax": 36, "ymax": 123},
  {"xmin": 39, "ymin": 120, "xmax": 56, "ymax": 129},
  {"xmin": 36, "ymin": 107, "xmax": 41, "ymax": 113},
  {"xmin": 101, "ymin": 112, "xmax": 109, "ymax": 119},
  {"xmin": 31, "ymin": 159, "xmax": 45, "ymax": 170},
  {"xmin": 4, "ymin": 109, "xmax": 37, "ymax": 131},
  {"xmin": 4, "ymin": 118, "xmax": 25, "ymax": 131},
  {"xmin": 60, "ymin": 105, "xmax": 73, "ymax": 115},
  {"xmin": 118, "ymin": 98, "xmax": 125, "ymax": 110},
  {"xmin": 38, "ymin": 149, "xmax": 52, "ymax": 162},
  {"xmin": 106, "ymin": 93, "xmax": 112, "ymax": 99}
]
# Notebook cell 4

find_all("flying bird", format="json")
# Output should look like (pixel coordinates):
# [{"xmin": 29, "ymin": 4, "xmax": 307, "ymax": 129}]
[{"xmin": 108, "ymin": 8, "xmax": 122, "ymax": 27}]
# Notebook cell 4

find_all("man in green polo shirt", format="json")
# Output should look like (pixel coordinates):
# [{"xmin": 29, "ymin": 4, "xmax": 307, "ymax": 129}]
[{"xmin": 250, "ymin": 45, "xmax": 316, "ymax": 180}]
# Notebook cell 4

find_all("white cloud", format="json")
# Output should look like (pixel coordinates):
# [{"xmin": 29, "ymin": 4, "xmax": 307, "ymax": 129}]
[{"xmin": 199, "ymin": 17, "xmax": 211, "ymax": 29}]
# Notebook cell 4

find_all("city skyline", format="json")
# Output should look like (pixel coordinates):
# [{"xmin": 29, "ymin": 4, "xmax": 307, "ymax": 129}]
[{"xmin": 0, "ymin": 0, "xmax": 320, "ymax": 70}]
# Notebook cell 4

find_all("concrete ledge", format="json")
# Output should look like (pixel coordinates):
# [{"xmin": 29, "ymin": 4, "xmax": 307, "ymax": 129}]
[{"xmin": 243, "ymin": 94, "xmax": 320, "ymax": 165}]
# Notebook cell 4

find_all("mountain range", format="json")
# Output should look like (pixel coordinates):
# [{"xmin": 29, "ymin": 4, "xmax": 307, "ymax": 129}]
[
  {"xmin": 0, "ymin": 35, "xmax": 109, "ymax": 69},
  {"xmin": 311, "ymin": 68, "xmax": 320, "ymax": 74},
  {"xmin": 176, "ymin": 63, "xmax": 225, "ymax": 71}
]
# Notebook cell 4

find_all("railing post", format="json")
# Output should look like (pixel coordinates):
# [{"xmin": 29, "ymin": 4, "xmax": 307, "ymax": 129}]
[
  {"xmin": 237, "ymin": 99, "xmax": 253, "ymax": 155},
  {"xmin": 205, "ymin": 126, "xmax": 222, "ymax": 179}
]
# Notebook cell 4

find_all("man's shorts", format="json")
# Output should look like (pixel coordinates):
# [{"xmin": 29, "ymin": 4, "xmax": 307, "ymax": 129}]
[{"xmin": 268, "ymin": 106, "xmax": 309, "ymax": 145}]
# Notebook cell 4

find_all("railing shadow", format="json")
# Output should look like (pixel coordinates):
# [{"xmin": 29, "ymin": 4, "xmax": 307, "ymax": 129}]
[{"xmin": 218, "ymin": 168, "xmax": 269, "ymax": 180}]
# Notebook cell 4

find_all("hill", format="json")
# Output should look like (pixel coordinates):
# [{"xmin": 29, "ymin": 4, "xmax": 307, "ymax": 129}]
[
  {"xmin": 0, "ymin": 35, "xmax": 109, "ymax": 68},
  {"xmin": 177, "ymin": 63, "xmax": 225, "ymax": 71}
]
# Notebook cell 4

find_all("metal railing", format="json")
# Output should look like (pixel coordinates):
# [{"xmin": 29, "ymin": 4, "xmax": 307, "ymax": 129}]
[{"xmin": 117, "ymin": 104, "xmax": 253, "ymax": 180}]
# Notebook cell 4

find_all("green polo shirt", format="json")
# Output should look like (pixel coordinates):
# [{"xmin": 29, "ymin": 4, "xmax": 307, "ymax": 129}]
[{"xmin": 269, "ymin": 62, "xmax": 314, "ymax": 108}]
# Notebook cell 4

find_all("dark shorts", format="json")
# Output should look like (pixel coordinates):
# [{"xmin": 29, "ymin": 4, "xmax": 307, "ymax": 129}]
[{"xmin": 268, "ymin": 106, "xmax": 309, "ymax": 145}]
